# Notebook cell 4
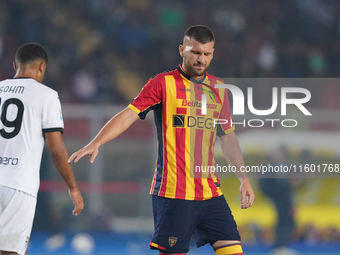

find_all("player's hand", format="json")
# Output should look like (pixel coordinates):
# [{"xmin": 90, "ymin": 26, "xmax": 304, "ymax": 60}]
[
  {"xmin": 69, "ymin": 187, "xmax": 84, "ymax": 216},
  {"xmin": 239, "ymin": 179, "xmax": 255, "ymax": 209},
  {"xmin": 68, "ymin": 143, "xmax": 99, "ymax": 164}
]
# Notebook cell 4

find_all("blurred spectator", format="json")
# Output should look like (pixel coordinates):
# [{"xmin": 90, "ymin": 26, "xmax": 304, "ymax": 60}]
[
  {"xmin": 300, "ymin": 224, "xmax": 322, "ymax": 245},
  {"xmin": 257, "ymin": 42, "xmax": 278, "ymax": 72},
  {"xmin": 0, "ymin": 0, "xmax": 340, "ymax": 105},
  {"xmin": 72, "ymin": 68, "xmax": 98, "ymax": 103},
  {"xmin": 259, "ymin": 147, "xmax": 297, "ymax": 254}
]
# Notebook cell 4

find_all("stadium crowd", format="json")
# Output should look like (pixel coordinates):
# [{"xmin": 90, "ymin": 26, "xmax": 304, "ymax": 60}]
[{"xmin": 0, "ymin": 0, "xmax": 340, "ymax": 107}]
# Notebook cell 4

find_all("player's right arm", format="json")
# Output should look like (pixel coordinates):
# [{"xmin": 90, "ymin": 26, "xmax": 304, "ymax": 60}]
[
  {"xmin": 45, "ymin": 131, "xmax": 84, "ymax": 216},
  {"xmin": 68, "ymin": 107, "xmax": 139, "ymax": 164},
  {"xmin": 69, "ymin": 74, "xmax": 162, "ymax": 164}
]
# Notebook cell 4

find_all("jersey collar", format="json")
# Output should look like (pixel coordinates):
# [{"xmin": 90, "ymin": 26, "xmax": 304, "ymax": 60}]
[
  {"xmin": 9, "ymin": 77, "xmax": 34, "ymax": 80},
  {"xmin": 177, "ymin": 64, "xmax": 207, "ymax": 84}
]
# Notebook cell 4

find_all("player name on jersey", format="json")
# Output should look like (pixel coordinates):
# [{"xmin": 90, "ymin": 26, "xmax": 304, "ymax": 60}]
[{"xmin": 0, "ymin": 85, "xmax": 25, "ymax": 94}]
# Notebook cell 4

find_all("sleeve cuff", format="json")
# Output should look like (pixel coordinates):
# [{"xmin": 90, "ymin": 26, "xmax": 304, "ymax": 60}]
[
  {"xmin": 217, "ymin": 125, "xmax": 235, "ymax": 137},
  {"xmin": 128, "ymin": 104, "xmax": 141, "ymax": 115},
  {"xmin": 42, "ymin": 128, "xmax": 64, "ymax": 134}
]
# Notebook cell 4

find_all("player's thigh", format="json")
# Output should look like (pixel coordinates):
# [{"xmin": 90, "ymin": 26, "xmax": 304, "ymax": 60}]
[
  {"xmin": 150, "ymin": 195, "xmax": 201, "ymax": 254},
  {"xmin": 194, "ymin": 195, "xmax": 240, "ymax": 248},
  {"xmin": 0, "ymin": 186, "xmax": 36, "ymax": 255}
]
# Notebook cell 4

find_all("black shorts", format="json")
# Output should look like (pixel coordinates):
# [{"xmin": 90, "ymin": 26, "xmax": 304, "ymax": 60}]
[{"xmin": 149, "ymin": 195, "xmax": 240, "ymax": 254}]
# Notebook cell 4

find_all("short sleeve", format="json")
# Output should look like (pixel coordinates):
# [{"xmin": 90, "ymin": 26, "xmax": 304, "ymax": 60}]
[
  {"xmin": 216, "ymin": 88, "xmax": 235, "ymax": 137},
  {"xmin": 42, "ymin": 92, "xmax": 64, "ymax": 133},
  {"xmin": 128, "ymin": 77, "xmax": 162, "ymax": 120}
]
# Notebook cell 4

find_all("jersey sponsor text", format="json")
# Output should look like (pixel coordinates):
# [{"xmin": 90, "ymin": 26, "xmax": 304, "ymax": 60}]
[{"xmin": 0, "ymin": 156, "xmax": 19, "ymax": 165}]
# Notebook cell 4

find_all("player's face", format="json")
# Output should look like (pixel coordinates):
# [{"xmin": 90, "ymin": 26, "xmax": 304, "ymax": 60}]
[{"xmin": 180, "ymin": 37, "xmax": 214, "ymax": 78}]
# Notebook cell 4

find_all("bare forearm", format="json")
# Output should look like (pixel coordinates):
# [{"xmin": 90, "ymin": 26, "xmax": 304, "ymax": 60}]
[
  {"xmin": 68, "ymin": 107, "xmax": 140, "ymax": 164},
  {"xmin": 219, "ymin": 131, "xmax": 255, "ymax": 208},
  {"xmin": 50, "ymin": 146, "xmax": 78, "ymax": 190},
  {"xmin": 218, "ymin": 131, "xmax": 249, "ymax": 182},
  {"xmin": 90, "ymin": 107, "xmax": 139, "ymax": 147},
  {"xmin": 46, "ymin": 132, "xmax": 78, "ymax": 189},
  {"xmin": 45, "ymin": 132, "xmax": 84, "ymax": 215}
]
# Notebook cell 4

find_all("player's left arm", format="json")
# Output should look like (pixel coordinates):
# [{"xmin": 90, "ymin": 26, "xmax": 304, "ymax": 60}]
[
  {"xmin": 45, "ymin": 131, "xmax": 84, "ymax": 216},
  {"xmin": 218, "ymin": 131, "xmax": 255, "ymax": 209}
]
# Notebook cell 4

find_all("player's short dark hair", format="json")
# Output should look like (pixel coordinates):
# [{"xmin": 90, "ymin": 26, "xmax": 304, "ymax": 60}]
[
  {"xmin": 184, "ymin": 25, "xmax": 215, "ymax": 44},
  {"xmin": 15, "ymin": 43, "xmax": 48, "ymax": 64}
]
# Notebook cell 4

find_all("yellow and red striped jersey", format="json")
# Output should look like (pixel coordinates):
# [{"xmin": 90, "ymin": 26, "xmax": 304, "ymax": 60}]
[{"xmin": 128, "ymin": 65, "xmax": 234, "ymax": 200}]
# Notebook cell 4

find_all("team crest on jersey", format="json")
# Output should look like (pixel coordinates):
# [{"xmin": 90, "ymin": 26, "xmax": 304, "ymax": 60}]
[
  {"xmin": 169, "ymin": 236, "xmax": 177, "ymax": 247},
  {"xmin": 196, "ymin": 83, "xmax": 222, "ymax": 105},
  {"xmin": 25, "ymin": 236, "xmax": 30, "ymax": 248},
  {"xmin": 197, "ymin": 86, "xmax": 217, "ymax": 103}
]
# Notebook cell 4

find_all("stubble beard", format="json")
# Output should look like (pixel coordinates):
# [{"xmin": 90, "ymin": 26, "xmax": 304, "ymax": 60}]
[{"xmin": 184, "ymin": 60, "xmax": 209, "ymax": 77}]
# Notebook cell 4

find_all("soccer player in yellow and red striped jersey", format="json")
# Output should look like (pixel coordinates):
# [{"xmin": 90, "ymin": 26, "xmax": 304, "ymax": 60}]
[
  {"xmin": 128, "ymin": 64, "xmax": 233, "ymax": 201},
  {"xmin": 69, "ymin": 25, "xmax": 255, "ymax": 255}
]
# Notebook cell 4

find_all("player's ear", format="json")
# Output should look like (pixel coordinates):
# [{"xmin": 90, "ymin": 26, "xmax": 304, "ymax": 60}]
[
  {"xmin": 38, "ymin": 61, "xmax": 46, "ymax": 73},
  {"xmin": 13, "ymin": 61, "xmax": 17, "ymax": 72},
  {"xmin": 179, "ymin": 45, "xmax": 184, "ymax": 57}
]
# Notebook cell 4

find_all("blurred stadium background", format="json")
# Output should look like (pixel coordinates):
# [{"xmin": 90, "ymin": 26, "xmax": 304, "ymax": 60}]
[{"xmin": 1, "ymin": 0, "xmax": 340, "ymax": 254}]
